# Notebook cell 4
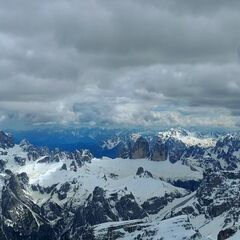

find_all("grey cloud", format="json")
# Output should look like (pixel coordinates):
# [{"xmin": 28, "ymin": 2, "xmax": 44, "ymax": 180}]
[{"xmin": 0, "ymin": 0, "xmax": 239, "ymax": 129}]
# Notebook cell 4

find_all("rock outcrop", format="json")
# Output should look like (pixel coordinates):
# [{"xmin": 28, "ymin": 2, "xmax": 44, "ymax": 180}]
[
  {"xmin": 151, "ymin": 141, "xmax": 168, "ymax": 161},
  {"xmin": 0, "ymin": 172, "xmax": 57, "ymax": 240},
  {"xmin": 131, "ymin": 137, "xmax": 149, "ymax": 159},
  {"xmin": 0, "ymin": 131, "xmax": 14, "ymax": 149}
]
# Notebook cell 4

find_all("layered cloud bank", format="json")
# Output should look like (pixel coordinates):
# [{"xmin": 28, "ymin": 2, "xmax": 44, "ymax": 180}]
[{"xmin": 0, "ymin": 0, "xmax": 240, "ymax": 129}]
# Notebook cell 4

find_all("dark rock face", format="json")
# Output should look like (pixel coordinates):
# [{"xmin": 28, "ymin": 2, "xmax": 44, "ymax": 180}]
[
  {"xmin": 196, "ymin": 170, "xmax": 225, "ymax": 206},
  {"xmin": 210, "ymin": 135, "xmax": 240, "ymax": 171},
  {"xmin": 20, "ymin": 139, "xmax": 47, "ymax": 161},
  {"xmin": 0, "ymin": 131, "xmax": 14, "ymax": 149},
  {"xmin": 184, "ymin": 145, "xmax": 206, "ymax": 159},
  {"xmin": 60, "ymin": 163, "xmax": 67, "ymax": 170},
  {"xmin": 168, "ymin": 165, "xmax": 240, "ymax": 232},
  {"xmin": 0, "ymin": 151, "xmax": 7, "ymax": 155},
  {"xmin": 151, "ymin": 141, "xmax": 167, "ymax": 161},
  {"xmin": 136, "ymin": 167, "xmax": 144, "ymax": 175},
  {"xmin": 79, "ymin": 149, "xmax": 93, "ymax": 163},
  {"xmin": 115, "ymin": 193, "xmax": 147, "ymax": 220},
  {"xmin": 214, "ymin": 135, "xmax": 240, "ymax": 159},
  {"xmin": 191, "ymin": 169, "xmax": 240, "ymax": 222},
  {"xmin": 2, "ymin": 189, "xmax": 39, "ymax": 235},
  {"xmin": 17, "ymin": 172, "xmax": 29, "ymax": 184},
  {"xmin": 118, "ymin": 143, "xmax": 130, "ymax": 159},
  {"xmin": 68, "ymin": 149, "xmax": 93, "ymax": 167},
  {"xmin": 136, "ymin": 167, "xmax": 153, "ymax": 178},
  {"xmin": 170, "ymin": 179, "xmax": 201, "ymax": 192},
  {"xmin": 70, "ymin": 160, "xmax": 77, "ymax": 172},
  {"xmin": 31, "ymin": 183, "xmax": 58, "ymax": 195},
  {"xmin": 142, "ymin": 192, "xmax": 182, "ymax": 215},
  {"xmin": 57, "ymin": 182, "xmax": 71, "ymax": 200},
  {"xmin": 217, "ymin": 228, "xmax": 236, "ymax": 240},
  {"xmin": 60, "ymin": 187, "xmax": 148, "ymax": 240},
  {"xmin": 195, "ymin": 172, "xmax": 230, "ymax": 218},
  {"xmin": 142, "ymin": 196, "xmax": 168, "ymax": 214},
  {"xmin": 41, "ymin": 201, "xmax": 64, "ymax": 221},
  {"xmin": 70, "ymin": 187, "xmax": 147, "ymax": 230},
  {"xmin": 0, "ymin": 159, "xmax": 6, "ymax": 171},
  {"xmin": 131, "ymin": 137, "xmax": 149, "ymax": 159},
  {"xmin": 14, "ymin": 156, "xmax": 26, "ymax": 166},
  {"xmin": 163, "ymin": 138, "xmax": 186, "ymax": 164},
  {"xmin": 208, "ymin": 202, "xmax": 231, "ymax": 218},
  {"xmin": 0, "ymin": 173, "xmax": 57, "ymax": 240},
  {"xmin": 181, "ymin": 206, "xmax": 195, "ymax": 215},
  {"xmin": 73, "ymin": 187, "xmax": 117, "ymax": 228}
]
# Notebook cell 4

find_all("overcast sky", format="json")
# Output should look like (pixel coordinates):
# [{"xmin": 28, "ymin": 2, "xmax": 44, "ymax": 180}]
[{"xmin": 0, "ymin": 0, "xmax": 240, "ymax": 129}]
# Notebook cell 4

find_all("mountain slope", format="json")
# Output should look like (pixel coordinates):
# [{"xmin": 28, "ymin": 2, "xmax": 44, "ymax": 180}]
[{"xmin": 0, "ymin": 130, "xmax": 240, "ymax": 239}]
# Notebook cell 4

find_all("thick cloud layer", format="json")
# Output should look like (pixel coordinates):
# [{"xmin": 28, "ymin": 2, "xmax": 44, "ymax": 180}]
[{"xmin": 0, "ymin": 0, "xmax": 239, "ymax": 129}]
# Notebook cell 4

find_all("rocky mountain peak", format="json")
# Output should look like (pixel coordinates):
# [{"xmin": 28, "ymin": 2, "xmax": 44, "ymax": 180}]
[
  {"xmin": 131, "ymin": 136, "xmax": 150, "ymax": 159},
  {"xmin": 0, "ymin": 131, "xmax": 14, "ymax": 149}
]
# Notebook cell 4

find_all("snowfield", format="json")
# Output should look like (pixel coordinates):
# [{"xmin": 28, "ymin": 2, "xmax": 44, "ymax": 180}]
[
  {"xmin": 94, "ymin": 215, "xmax": 202, "ymax": 240},
  {"xmin": 10, "ymin": 156, "xmax": 199, "ymax": 205}
]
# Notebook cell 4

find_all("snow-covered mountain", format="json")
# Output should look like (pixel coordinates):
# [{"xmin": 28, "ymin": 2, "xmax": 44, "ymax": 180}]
[
  {"xmin": 158, "ymin": 128, "xmax": 216, "ymax": 147},
  {"xmin": 0, "ymin": 130, "xmax": 239, "ymax": 239}
]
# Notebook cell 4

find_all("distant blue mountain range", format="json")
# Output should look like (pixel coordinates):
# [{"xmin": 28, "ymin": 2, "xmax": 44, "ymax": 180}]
[{"xmin": 7, "ymin": 127, "xmax": 231, "ymax": 159}]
